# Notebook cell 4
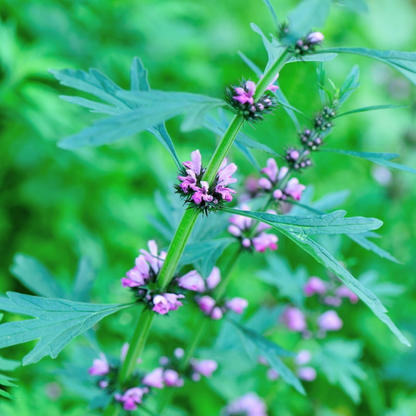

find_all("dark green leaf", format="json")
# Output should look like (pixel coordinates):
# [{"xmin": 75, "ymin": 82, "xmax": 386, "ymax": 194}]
[
  {"xmin": 275, "ymin": 229, "xmax": 410, "ymax": 346},
  {"xmin": 321, "ymin": 149, "xmax": 416, "ymax": 175},
  {"xmin": 336, "ymin": 104, "xmax": 407, "ymax": 118},
  {"xmin": 231, "ymin": 320, "xmax": 305, "ymax": 394},
  {"xmin": 318, "ymin": 47, "xmax": 416, "ymax": 86},
  {"xmin": 0, "ymin": 292, "xmax": 132, "ymax": 365},
  {"xmin": 223, "ymin": 208, "xmax": 382, "ymax": 236},
  {"xmin": 314, "ymin": 340, "xmax": 366, "ymax": 403},
  {"xmin": 10, "ymin": 253, "xmax": 66, "ymax": 299}
]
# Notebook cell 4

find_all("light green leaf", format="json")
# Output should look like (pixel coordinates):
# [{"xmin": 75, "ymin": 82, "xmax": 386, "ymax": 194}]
[
  {"xmin": 231, "ymin": 320, "xmax": 305, "ymax": 394},
  {"xmin": 238, "ymin": 52, "xmax": 262, "ymax": 77},
  {"xmin": 287, "ymin": 0, "xmax": 331, "ymax": 41},
  {"xmin": 261, "ymin": 0, "xmax": 280, "ymax": 29},
  {"xmin": 0, "ymin": 292, "xmax": 132, "ymax": 365},
  {"xmin": 321, "ymin": 149, "xmax": 416, "ymax": 175},
  {"xmin": 223, "ymin": 208, "xmax": 382, "ymax": 236},
  {"xmin": 333, "ymin": 0, "xmax": 369, "ymax": 14},
  {"xmin": 338, "ymin": 65, "xmax": 360, "ymax": 105},
  {"xmin": 130, "ymin": 56, "xmax": 150, "ymax": 92},
  {"xmin": 234, "ymin": 141, "xmax": 261, "ymax": 171},
  {"xmin": 288, "ymin": 53, "xmax": 337, "ymax": 63},
  {"xmin": 336, "ymin": 104, "xmax": 407, "ymax": 118},
  {"xmin": 10, "ymin": 253, "xmax": 66, "ymax": 299},
  {"xmin": 317, "ymin": 63, "xmax": 327, "ymax": 105},
  {"xmin": 72, "ymin": 257, "xmax": 95, "ymax": 302},
  {"xmin": 275, "ymin": 229, "xmax": 410, "ymax": 346},
  {"xmin": 314, "ymin": 340, "xmax": 366, "ymax": 403},
  {"xmin": 0, "ymin": 357, "xmax": 20, "ymax": 372},
  {"xmin": 318, "ymin": 47, "xmax": 416, "ymax": 86}
]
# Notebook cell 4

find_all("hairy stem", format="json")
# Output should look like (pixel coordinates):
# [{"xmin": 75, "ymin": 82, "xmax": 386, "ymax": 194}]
[{"xmin": 104, "ymin": 48, "xmax": 290, "ymax": 415}]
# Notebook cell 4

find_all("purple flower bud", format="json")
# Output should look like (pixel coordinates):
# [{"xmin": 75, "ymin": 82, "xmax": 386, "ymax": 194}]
[
  {"xmin": 142, "ymin": 367, "xmax": 164, "ymax": 389},
  {"xmin": 290, "ymin": 150, "xmax": 300, "ymax": 160},
  {"xmin": 159, "ymin": 356, "xmax": 169, "ymax": 366},
  {"xmin": 295, "ymin": 350, "xmax": 312, "ymax": 366},
  {"xmin": 273, "ymin": 189, "xmax": 283, "ymax": 200},
  {"xmin": 198, "ymin": 296, "xmax": 216, "ymax": 314},
  {"xmin": 99, "ymin": 380, "xmax": 109, "ymax": 389},
  {"xmin": 88, "ymin": 353, "xmax": 109, "ymax": 376},
  {"xmin": 304, "ymin": 276, "xmax": 327, "ymax": 296},
  {"xmin": 164, "ymin": 369, "xmax": 180, "ymax": 386},
  {"xmin": 152, "ymin": 295, "xmax": 170, "ymax": 315},
  {"xmin": 211, "ymin": 306, "xmax": 223, "ymax": 320},
  {"xmin": 318, "ymin": 310, "xmax": 343, "ymax": 332},
  {"xmin": 323, "ymin": 296, "xmax": 342, "ymax": 307},
  {"xmin": 206, "ymin": 267, "xmax": 221, "ymax": 290},
  {"xmin": 191, "ymin": 372, "xmax": 201, "ymax": 382},
  {"xmin": 174, "ymin": 348, "xmax": 184, "ymax": 359},
  {"xmin": 335, "ymin": 286, "xmax": 359, "ymax": 304},
  {"xmin": 226, "ymin": 297, "xmax": 249, "ymax": 314},
  {"xmin": 177, "ymin": 270, "xmax": 205, "ymax": 292},
  {"xmin": 242, "ymin": 238, "xmax": 251, "ymax": 248},
  {"xmin": 258, "ymin": 177, "xmax": 272, "ymax": 190},
  {"xmin": 228, "ymin": 224, "xmax": 242, "ymax": 237},
  {"xmin": 307, "ymin": 32, "xmax": 324, "ymax": 43},
  {"xmin": 267, "ymin": 368, "xmax": 280, "ymax": 381},
  {"xmin": 282, "ymin": 307, "xmax": 307, "ymax": 332},
  {"xmin": 297, "ymin": 366, "xmax": 317, "ymax": 381},
  {"xmin": 193, "ymin": 360, "xmax": 218, "ymax": 377}
]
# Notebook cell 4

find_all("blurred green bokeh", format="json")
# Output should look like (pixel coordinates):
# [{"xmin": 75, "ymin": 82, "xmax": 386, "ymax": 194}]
[{"xmin": 1, "ymin": 0, "xmax": 416, "ymax": 415}]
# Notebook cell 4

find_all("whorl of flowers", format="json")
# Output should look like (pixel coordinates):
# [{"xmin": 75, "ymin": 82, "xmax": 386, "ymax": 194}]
[
  {"xmin": 228, "ymin": 204, "xmax": 279, "ymax": 253},
  {"xmin": 314, "ymin": 105, "xmax": 337, "ymax": 132},
  {"xmin": 278, "ymin": 22, "xmax": 324, "ymax": 56},
  {"xmin": 175, "ymin": 150, "xmax": 237, "ymax": 215},
  {"xmin": 225, "ymin": 77, "xmax": 278, "ymax": 122},
  {"xmin": 221, "ymin": 392, "xmax": 268, "ymax": 416}
]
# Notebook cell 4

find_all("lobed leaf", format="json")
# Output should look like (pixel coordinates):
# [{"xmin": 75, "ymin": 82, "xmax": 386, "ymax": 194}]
[
  {"xmin": 223, "ymin": 208, "xmax": 382, "ymax": 236},
  {"xmin": 0, "ymin": 292, "xmax": 132, "ymax": 365}
]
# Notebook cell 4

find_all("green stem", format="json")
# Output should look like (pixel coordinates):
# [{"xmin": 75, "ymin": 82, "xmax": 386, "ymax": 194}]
[{"xmin": 104, "ymin": 48, "xmax": 290, "ymax": 415}]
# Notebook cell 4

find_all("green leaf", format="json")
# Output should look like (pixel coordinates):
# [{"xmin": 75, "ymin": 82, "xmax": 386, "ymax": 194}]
[
  {"xmin": 130, "ymin": 56, "xmax": 150, "ymax": 92},
  {"xmin": 0, "ymin": 356, "xmax": 20, "ymax": 372},
  {"xmin": 321, "ymin": 149, "xmax": 416, "ymax": 175},
  {"xmin": 257, "ymin": 255, "xmax": 307, "ymax": 307},
  {"xmin": 314, "ymin": 340, "xmax": 366, "ymax": 403},
  {"xmin": 287, "ymin": 0, "xmax": 331, "ymax": 41},
  {"xmin": 231, "ymin": 320, "xmax": 305, "ymax": 395},
  {"xmin": 333, "ymin": 0, "xmax": 369, "ymax": 14},
  {"xmin": 288, "ymin": 53, "xmax": 337, "ymax": 63},
  {"xmin": 72, "ymin": 257, "xmax": 95, "ymax": 302},
  {"xmin": 0, "ymin": 374, "xmax": 16, "ymax": 400},
  {"xmin": 261, "ymin": 0, "xmax": 280, "ymax": 29},
  {"xmin": 317, "ymin": 63, "xmax": 327, "ymax": 105},
  {"xmin": 0, "ymin": 292, "xmax": 131, "ymax": 365},
  {"xmin": 223, "ymin": 208, "xmax": 382, "ymax": 236},
  {"xmin": 58, "ymin": 90, "xmax": 223, "ymax": 149},
  {"xmin": 275, "ymin": 229, "xmax": 410, "ymax": 346},
  {"xmin": 318, "ymin": 47, "xmax": 416, "ymax": 86},
  {"xmin": 338, "ymin": 65, "xmax": 360, "ymax": 105},
  {"xmin": 10, "ymin": 253, "xmax": 66, "ymax": 299},
  {"xmin": 348, "ymin": 233, "xmax": 401, "ymax": 264},
  {"xmin": 336, "ymin": 104, "xmax": 407, "ymax": 118},
  {"xmin": 233, "ymin": 141, "xmax": 261, "ymax": 171}
]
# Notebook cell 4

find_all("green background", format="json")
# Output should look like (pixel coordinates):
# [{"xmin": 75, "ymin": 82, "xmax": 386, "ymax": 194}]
[{"xmin": 0, "ymin": 0, "xmax": 416, "ymax": 415}]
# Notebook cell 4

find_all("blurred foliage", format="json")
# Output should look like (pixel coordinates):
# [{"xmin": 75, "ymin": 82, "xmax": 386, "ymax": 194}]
[{"xmin": 0, "ymin": 0, "xmax": 416, "ymax": 414}]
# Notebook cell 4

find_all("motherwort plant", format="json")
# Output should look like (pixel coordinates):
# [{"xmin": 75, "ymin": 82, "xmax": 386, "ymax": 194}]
[{"xmin": 2, "ymin": 0, "xmax": 416, "ymax": 414}]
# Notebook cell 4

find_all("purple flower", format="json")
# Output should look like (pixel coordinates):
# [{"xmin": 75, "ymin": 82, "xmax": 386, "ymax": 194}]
[
  {"xmin": 260, "ymin": 158, "xmax": 288, "ymax": 185},
  {"xmin": 233, "ymin": 80, "xmax": 256, "ymax": 105},
  {"xmin": 318, "ymin": 310, "xmax": 343, "ymax": 332},
  {"xmin": 88, "ymin": 353, "xmax": 109, "ymax": 376},
  {"xmin": 206, "ymin": 267, "xmax": 221, "ymax": 290},
  {"xmin": 198, "ymin": 296, "xmax": 216, "ymax": 314},
  {"xmin": 336, "ymin": 286, "xmax": 359, "ymax": 304},
  {"xmin": 174, "ymin": 348, "xmax": 184, "ymax": 359},
  {"xmin": 252, "ymin": 232, "xmax": 278, "ymax": 252},
  {"xmin": 99, "ymin": 380, "xmax": 109, "ymax": 389},
  {"xmin": 295, "ymin": 350, "xmax": 312, "ymax": 366},
  {"xmin": 222, "ymin": 392, "xmax": 267, "ymax": 416},
  {"xmin": 163, "ymin": 369, "xmax": 181, "ymax": 387},
  {"xmin": 297, "ymin": 366, "xmax": 317, "ymax": 381},
  {"xmin": 215, "ymin": 158, "xmax": 238, "ymax": 202},
  {"xmin": 211, "ymin": 306, "xmax": 223, "ymax": 320},
  {"xmin": 226, "ymin": 297, "xmax": 249, "ymax": 314},
  {"xmin": 193, "ymin": 359, "xmax": 218, "ymax": 377},
  {"xmin": 284, "ymin": 178, "xmax": 306, "ymax": 200},
  {"xmin": 142, "ymin": 367, "xmax": 165, "ymax": 389},
  {"xmin": 262, "ymin": 73, "xmax": 279, "ymax": 93},
  {"xmin": 229, "ymin": 204, "xmax": 253, "ymax": 231},
  {"xmin": 267, "ymin": 368, "xmax": 280, "ymax": 381},
  {"xmin": 307, "ymin": 32, "xmax": 324, "ymax": 43},
  {"xmin": 140, "ymin": 240, "xmax": 166, "ymax": 275},
  {"xmin": 282, "ymin": 307, "xmax": 307, "ymax": 332},
  {"xmin": 183, "ymin": 149, "xmax": 202, "ymax": 176},
  {"xmin": 164, "ymin": 293, "xmax": 185, "ymax": 311},
  {"xmin": 115, "ymin": 387, "xmax": 145, "ymax": 411},
  {"xmin": 178, "ymin": 270, "xmax": 205, "ymax": 292},
  {"xmin": 192, "ymin": 181, "xmax": 214, "ymax": 205},
  {"xmin": 323, "ymin": 296, "xmax": 342, "ymax": 307},
  {"xmin": 304, "ymin": 276, "xmax": 327, "ymax": 296}
]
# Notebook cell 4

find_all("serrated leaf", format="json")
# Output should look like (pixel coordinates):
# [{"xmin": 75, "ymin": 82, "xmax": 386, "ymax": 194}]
[
  {"xmin": 318, "ymin": 47, "xmax": 416, "ymax": 86},
  {"xmin": 276, "ymin": 229, "xmax": 410, "ymax": 346},
  {"xmin": 0, "ymin": 292, "xmax": 132, "ymax": 365},
  {"xmin": 231, "ymin": 320, "xmax": 305, "ymax": 394},
  {"xmin": 287, "ymin": 0, "xmax": 331, "ymax": 41},
  {"xmin": 337, "ymin": 104, "xmax": 407, "ymax": 118},
  {"xmin": 314, "ymin": 340, "xmax": 366, "ymax": 403},
  {"xmin": 10, "ymin": 253, "xmax": 66, "ymax": 299},
  {"xmin": 72, "ymin": 257, "xmax": 95, "ymax": 302},
  {"xmin": 321, "ymin": 149, "xmax": 416, "ymax": 175},
  {"xmin": 223, "ymin": 208, "xmax": 382, "ymax": 236}
]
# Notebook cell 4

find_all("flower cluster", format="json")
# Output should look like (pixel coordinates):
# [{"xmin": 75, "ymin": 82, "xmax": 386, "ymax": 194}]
[
  {"xmin": 225, "ymin": 77, "xmax": 278, "ymax": 122},
  {"xmin": 122, "ymin": 240, "xmax": 188, "ymax": 315},
  {"xmin": 282, "ymin": 306, "xmax": 343, "ymax": 338},
  {"xmin": 175, "ymin": 150, "xmax": 237, "ymax": 215},
  {"xmin": 182, "ymin": 267, "xmax": 249, "ymax": 319},
  {"xmin": 221, "ymin": 392, "xmax": 268, "ymax": 416},
  {"xmin": 260, "ymin": 349, "xmax": 316, "ymax": 382},
  {"xmin": 278, "ymin": 22, "xmax": 324, "ymax": 56},
  {"xmin": 314, "ymin": 105, "xmax": 337, "ymax": 132},
  {"xmin": 304, "ymin": 276, "xmax": 359, "ymax": 306},
  {"xmin": 228, "ymin": 204, "xmax": 279, "ymax": 253},
  {"xmin": 258, "ymin": 158, "xmax": 306, "ymax": 201},
  {"xmin": 299, "ymin": 128, "xmax": 323, "ymax": 151},
  {"xmin": 284, "ymin": 147, "xmax": 312, "ymax": 171}
]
